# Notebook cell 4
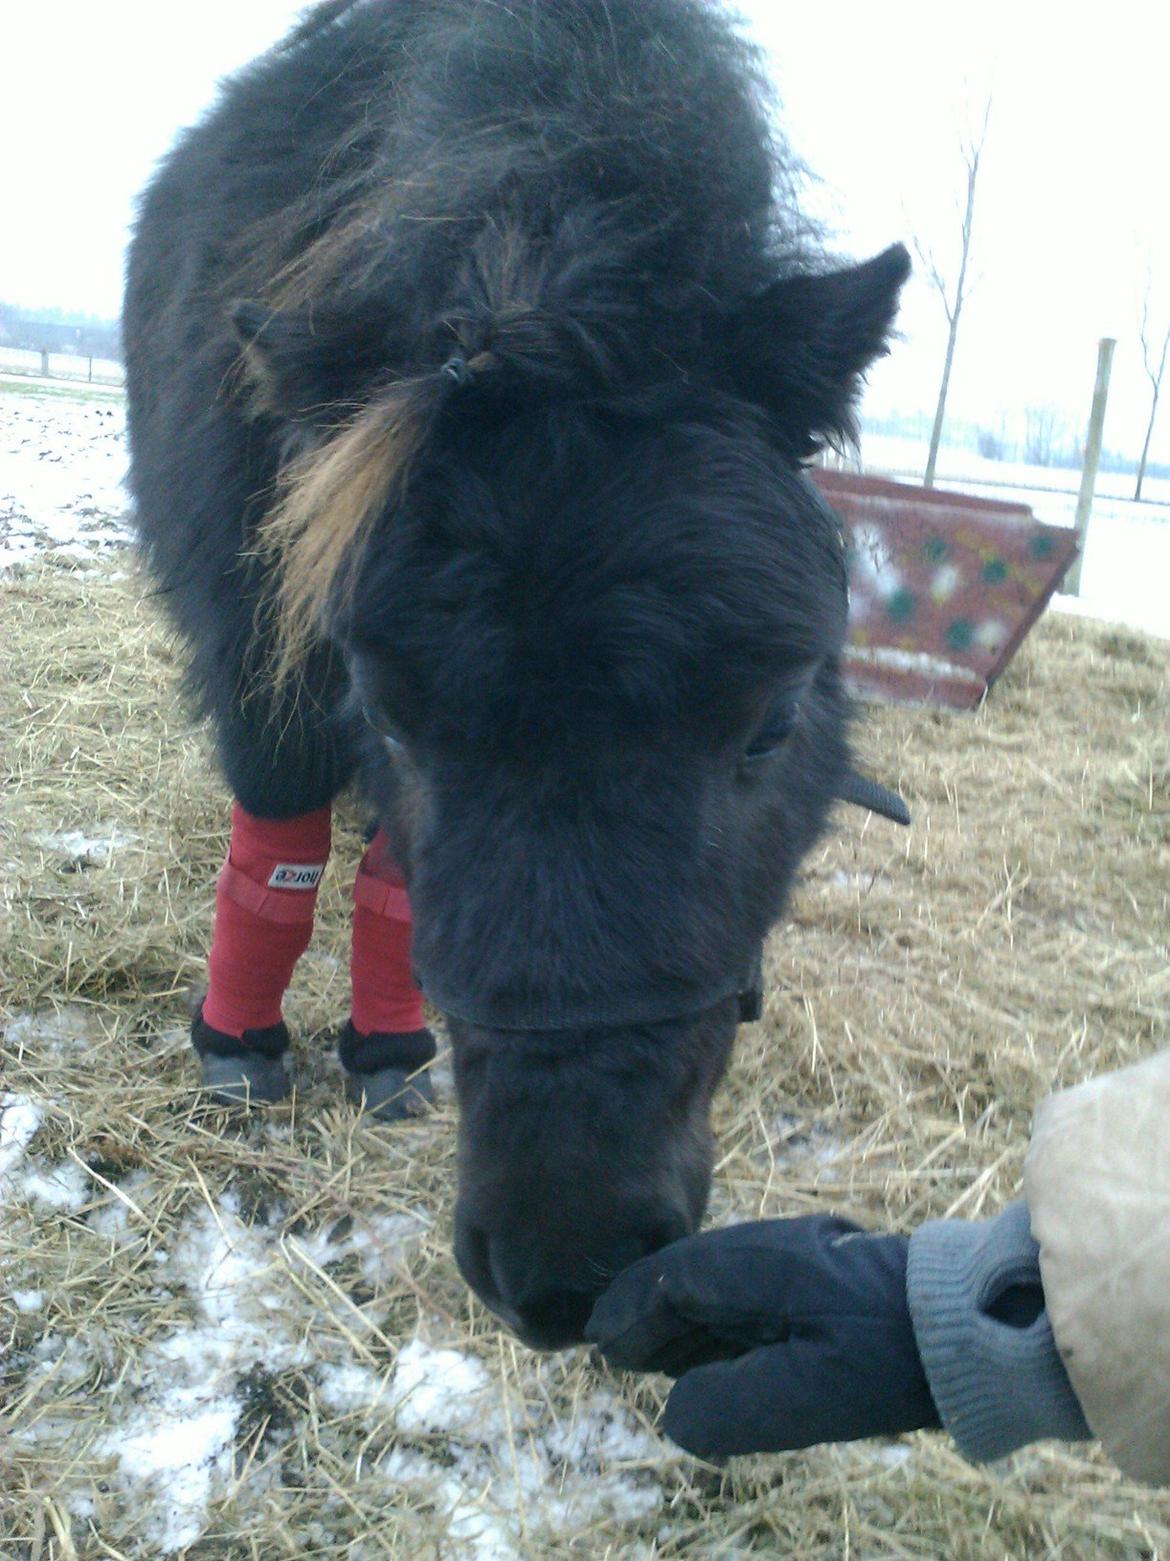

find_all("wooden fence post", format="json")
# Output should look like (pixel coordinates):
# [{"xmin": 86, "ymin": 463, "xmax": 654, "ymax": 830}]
[
  {"xmin": 1063, "ymin": 336, "xmax": 1115, "ymax": 599},
  {"xmin": 40, "ymin": 349, "xmax": 50, "ymax": 378}
]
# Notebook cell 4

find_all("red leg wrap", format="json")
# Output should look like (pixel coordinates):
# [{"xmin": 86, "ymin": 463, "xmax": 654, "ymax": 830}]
[
  {"xmin": 351, "ymin": 829, "xmax": 425, "ymax": 1035},
  {"xmin": 202, "ymin": 803, "xmax": 332, "ymax": 1038}
]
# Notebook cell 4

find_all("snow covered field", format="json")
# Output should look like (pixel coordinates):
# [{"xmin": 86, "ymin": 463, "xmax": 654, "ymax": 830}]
[{"xmin": 0, "ymin": 377, "xmax": 129, "ymax": 571}]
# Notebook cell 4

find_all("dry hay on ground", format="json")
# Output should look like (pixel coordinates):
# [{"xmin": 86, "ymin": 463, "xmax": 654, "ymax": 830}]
[{"xmin": 2, "ymin": 553, "xmax": 1168, "ymax": 1560}]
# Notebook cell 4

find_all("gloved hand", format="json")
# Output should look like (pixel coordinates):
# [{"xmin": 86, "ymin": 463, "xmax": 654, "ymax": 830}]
[{"xmin": 585, "ymin": 1215, "xmax": 940, "ymax": 1459}]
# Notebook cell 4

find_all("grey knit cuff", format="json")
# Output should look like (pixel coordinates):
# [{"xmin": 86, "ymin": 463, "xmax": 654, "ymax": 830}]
[{"xmin": 907, "ymin": 1200, "xmax": 1091, "ymax": 1463}]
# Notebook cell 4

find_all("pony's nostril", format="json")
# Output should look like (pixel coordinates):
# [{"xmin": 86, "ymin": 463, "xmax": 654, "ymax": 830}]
[
  {"xmin": 514, "ymin": 1284, "xmax": 597, "ymax": 1349},
  {"xmin": 488, "ymin": 1238, "xmax": 517, "ymax": 1307},
  {"xmin": 455, "ymin": 1218, "xmax": 503, "ymax": 1307},
  {"xmin": 456, "ymin": 1213, "xmax": 697, "ymax": 1348},
  {"xmin": 476, "ymin": 1235, "xmax": 617, "ymax": 1347}
]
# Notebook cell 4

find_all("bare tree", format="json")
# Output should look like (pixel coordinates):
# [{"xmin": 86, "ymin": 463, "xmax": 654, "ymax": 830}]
[
  {"xmin": 1023, "ymin": 405, "xmax": 1066, "ymax": 467},
  {"xmin": 916, "ymin": 97, "xmax": 992, "ymax": 488},
  {"xmin": 1135, "ymin": 269, "xmax": 1169, "ymax": 500},
  {"xmin": 1023, "ymin": 406, "xmax": 1052, "ymax": 467}
]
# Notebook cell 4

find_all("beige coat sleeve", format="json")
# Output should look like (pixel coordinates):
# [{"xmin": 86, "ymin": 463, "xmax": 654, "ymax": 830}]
[{"xmin": 1024, "ymin": 1047, "xmax": 1170, "ymax": 1486}]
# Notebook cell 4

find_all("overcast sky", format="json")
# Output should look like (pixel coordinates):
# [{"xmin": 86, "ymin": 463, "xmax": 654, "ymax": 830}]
[{"xmin": 4, "ymin": 1, "xmax": 1167, "ymax": 461}]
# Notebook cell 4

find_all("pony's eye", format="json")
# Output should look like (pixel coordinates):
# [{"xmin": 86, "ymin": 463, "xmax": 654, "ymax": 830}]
[{"xmin": 743, "ymin": 695, "xmax": 800, "ymax": 764}]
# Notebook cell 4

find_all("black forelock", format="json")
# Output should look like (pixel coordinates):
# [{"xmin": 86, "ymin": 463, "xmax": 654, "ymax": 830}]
[{"xmin": 342, "ymin": 393, "xmax": 847, "ymax": 758}]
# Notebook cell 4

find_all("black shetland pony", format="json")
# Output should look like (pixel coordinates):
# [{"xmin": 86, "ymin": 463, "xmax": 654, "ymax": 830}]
[{"xmin": 124, "ymin": 0, "xmax": 909, "ymax": 1348}]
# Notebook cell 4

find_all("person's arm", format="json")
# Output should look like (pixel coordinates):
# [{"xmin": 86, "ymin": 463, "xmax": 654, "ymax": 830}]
[{"xmin": 906, "ymin": 1199, "xmax": 1090, "ymax": 1462}]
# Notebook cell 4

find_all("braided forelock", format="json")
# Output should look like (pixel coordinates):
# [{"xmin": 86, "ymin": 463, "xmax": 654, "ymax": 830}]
[{"xmin": 445, "ymin": 213, "xmax": 640, "ymax": 392}]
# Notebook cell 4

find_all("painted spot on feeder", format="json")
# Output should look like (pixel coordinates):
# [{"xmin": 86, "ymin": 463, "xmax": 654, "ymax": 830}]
[
  {"xmin": 976, "ymin": 618, "xmax": 1006, "ymax": 651},
  {"xmin": 946, "ymin": 618, "xmax": 975, "ymax": 652},
  {"xmin": 886, "ymin": 588, "xmax": 917, "ymax": 624}
]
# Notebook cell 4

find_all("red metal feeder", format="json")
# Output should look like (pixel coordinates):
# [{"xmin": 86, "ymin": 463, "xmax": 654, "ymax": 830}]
[{"xmin": 812, "ymin": 470, "xmax": 1079, "ymax": 710}]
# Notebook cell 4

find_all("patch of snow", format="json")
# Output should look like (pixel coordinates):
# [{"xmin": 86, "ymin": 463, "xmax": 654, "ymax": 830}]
[
  {"xmin": 5, "ymin": 1007, "xmax": 95, "ymax": 1056},
  {"xmin": 10, "ymin": 1190, "xmax": 431, "ymax": 1553},
  {"xmin": 172, "ymin": 1199, "xmax": 291, "ymax": 1332},
  {"xmin": 98, "ymin": 1401, "xmax": 238, "ymax": 1556},
  {"xmin": 77, "ymin": 1201, "xmax": 318, "ymax": 1553},
  {"xmin": 868, "ymin": 1442, "xmax": 913, "ymax": 1468},
  {"xmin": 8, "ymin": 1123, "xmax": 663, "ymax": 1557},
  {"xmin": 18, "ymin": 1159, "xmax": 90, "ymax": 1212},
  {"xmin": 0, "ymin": 1092, "xmax": 91, "ymax": 1212},
  {"xmin": 0, "ymin": 1094, "xmax": 45, "ymax": 1176},
  {"xmin": 347, "ymin": 1211, "xmax": 432, "ymax": 1286},
  {"xmin": 29, "ymin": 826, "xmax": 138, "ymax": 863},
  {"xmin": 546, "ymin": 1387, "xmax": 664, "ymax": 1473},
  {"xmin": 317, "ymin": 1361, "xmax": 393, "ymax": 1413},
  {"xmin": 393, "ymin": 1339, "xmax": 495, "ymax": 1436},
  {"xmin": 30, "ymin": 1332, "xmax": 94, "ymax": 1389},
  {"xmin": 830, "ymin": 868, "xmax": 888, "ymax": 894},
  {"xmin": 382, "ymin": 1447, "xmax": 520, "ymax": 1561},
  {"xmin": 87, "ymin": 1168, "xmax": 157, "ymax": 1243},
  {"xmin": 771, "ymin": 1112, "xmax": 848, "ymax": 1174},
  {"xmin": 379, "ymin": 1341, "xmax": 666, "ymax": 1557},
  {"xmin": 11, "ymin": 1288, "xmax": 45, "ymax": 1313},
  {"xmin": 838, "ymin": 1439, "xmax": 915, "ymax": 1472}
]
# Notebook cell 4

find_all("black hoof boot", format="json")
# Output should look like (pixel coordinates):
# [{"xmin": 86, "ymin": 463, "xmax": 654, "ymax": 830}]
[
  {"xmin": 193, "ymin": 1008, "xmax": 291, "ymax": 1105},
  {"xmin": 344, "ymin": 1064, "xmax": 434, "ymax": 1121},
  {"xmin": 201, "ymin": 1051, "xmax": 291, "ymax": 1105},
  {"xmin": 339, "ymin": 1020, "xmax": 436, "ymax": 1121}
]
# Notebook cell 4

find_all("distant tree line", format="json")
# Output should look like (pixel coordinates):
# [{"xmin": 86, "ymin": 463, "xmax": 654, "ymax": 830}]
[
  {"xmin": 862, "ymin": 409, "xmax": 1170, "ymax": 482},
  {"xmin": 0, "ymin": 301, "xmax": 121, "ymax": 361}
]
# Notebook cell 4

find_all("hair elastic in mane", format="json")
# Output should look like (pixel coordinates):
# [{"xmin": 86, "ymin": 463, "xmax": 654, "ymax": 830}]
[{"xmin": 440, "ymin": 355, "xmax": 473, "ymax": 386}]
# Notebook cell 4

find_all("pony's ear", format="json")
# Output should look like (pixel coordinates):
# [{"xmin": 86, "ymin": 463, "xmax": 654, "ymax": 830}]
[
  {"xmin": 728, "ymin": 244, "xmax": 910, "ymax": 457},
  {"xmin": 230, "ymin": 301, "xmax": 386, "ymax": 422}
]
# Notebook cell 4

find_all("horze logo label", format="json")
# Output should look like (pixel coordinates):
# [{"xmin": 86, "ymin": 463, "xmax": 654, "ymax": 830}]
[{"xmin": 268, "ymin": 863, "xmax": 325, "ymax": 890}]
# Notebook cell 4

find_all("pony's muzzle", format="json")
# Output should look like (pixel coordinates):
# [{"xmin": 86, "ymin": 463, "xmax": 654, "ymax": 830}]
[{"xmin": 454, "ymin": 1207, "xmax": 690, "ymax": 1350}]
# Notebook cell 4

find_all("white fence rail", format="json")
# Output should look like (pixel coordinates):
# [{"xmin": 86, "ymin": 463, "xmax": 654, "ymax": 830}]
[{"xmin": 0, "ymin": 345, "xmax": 124, "ymax": 386}]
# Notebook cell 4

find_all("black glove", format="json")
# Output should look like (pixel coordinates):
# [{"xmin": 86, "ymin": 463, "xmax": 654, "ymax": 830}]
[{"xmin": 585, "ymin": 1215, "xmax": 940, "ymax": 1459}]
